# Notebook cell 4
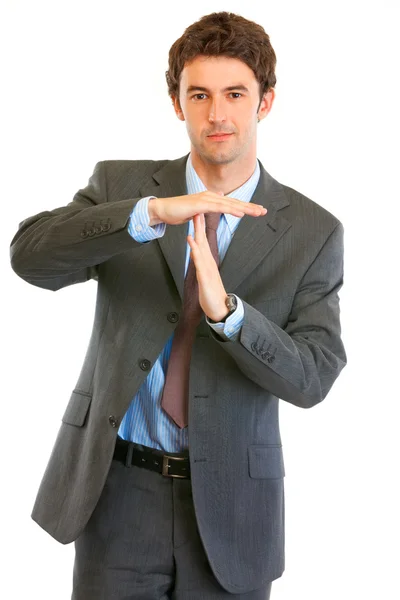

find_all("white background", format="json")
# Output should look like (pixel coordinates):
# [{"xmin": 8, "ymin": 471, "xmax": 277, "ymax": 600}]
[{"xmin": 2, "ymin": 1, "xmax": 399, "ymax": 598}]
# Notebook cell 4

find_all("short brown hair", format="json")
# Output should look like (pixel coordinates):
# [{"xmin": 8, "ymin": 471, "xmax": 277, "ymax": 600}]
[{"xmin": 165, "ymin": 11, "xmax": 277, "ymax": 108}]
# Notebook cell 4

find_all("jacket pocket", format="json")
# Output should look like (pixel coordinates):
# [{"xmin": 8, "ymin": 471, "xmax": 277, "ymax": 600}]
[
  {"xmin": 248, "ymin": 444, "xmax": 285, "ymax": 479},
  {"xmin": 61, "ymin": 390, "xmax": 92, "ymax": 427}
]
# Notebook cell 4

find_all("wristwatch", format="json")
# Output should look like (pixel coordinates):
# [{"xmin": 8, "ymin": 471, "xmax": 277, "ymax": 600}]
[{"xmin": 220, "ymin": 293, "xmax": 237, "ymax": 323}]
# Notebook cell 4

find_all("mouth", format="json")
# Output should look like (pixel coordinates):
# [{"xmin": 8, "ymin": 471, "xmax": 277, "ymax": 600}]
[{"xmin": 207, "ymin": 133, "xmax": 234, "ymax": 142}]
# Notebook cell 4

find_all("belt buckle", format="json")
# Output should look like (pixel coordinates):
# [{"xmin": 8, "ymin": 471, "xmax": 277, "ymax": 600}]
[{"xmin": 162, "ymin": 454, "xmax": 188, "ymax": 478}]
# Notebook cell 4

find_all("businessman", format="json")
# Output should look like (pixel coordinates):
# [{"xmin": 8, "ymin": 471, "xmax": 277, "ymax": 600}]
[{"xmin": 10, "ymin": 11, "xmax": 347, "ymax": 600}]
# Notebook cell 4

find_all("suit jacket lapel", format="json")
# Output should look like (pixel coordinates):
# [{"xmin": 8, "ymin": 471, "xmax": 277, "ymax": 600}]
[{"xmin": 139, "ymin": 153, "xmax": 292, "ymax": 302}]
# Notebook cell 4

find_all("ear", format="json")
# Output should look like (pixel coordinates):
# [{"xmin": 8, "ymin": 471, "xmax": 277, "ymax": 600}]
[
  {"xmin": 257, "ymin": 88, "xmax": 275, "ymax": 122},
  {"xmin": 172, "ymin": 96, "xmax": 185, "ymax": 121}
]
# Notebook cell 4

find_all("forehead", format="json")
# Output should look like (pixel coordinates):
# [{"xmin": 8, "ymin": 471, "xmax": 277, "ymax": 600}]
[{"xmin": 180, "ymin": 55, "xmax": 258, "ymax": 91}]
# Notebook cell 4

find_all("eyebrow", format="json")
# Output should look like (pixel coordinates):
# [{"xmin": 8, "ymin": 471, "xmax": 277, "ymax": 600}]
[{"xmin": 186, "ymin": 84, "xmax": 250, "ymax": 95}]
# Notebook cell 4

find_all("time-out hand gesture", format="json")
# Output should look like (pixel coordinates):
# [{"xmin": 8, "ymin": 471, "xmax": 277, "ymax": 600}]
[{"xmin": 187, "ymin": 185, "xmax": 267, "ymax": 323}]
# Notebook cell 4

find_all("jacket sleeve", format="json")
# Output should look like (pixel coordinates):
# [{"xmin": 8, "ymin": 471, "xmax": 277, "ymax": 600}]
[
  {"xmin": 128, "ymin": 196, "xmax": 166, "ymax": 242},
  {"xmin": 9, "ymin": 161, "xmax": 145, "ymax": 291},
  {"xmin": 209, "ymin": 222, "xmax": 347, "ymax": 408}
]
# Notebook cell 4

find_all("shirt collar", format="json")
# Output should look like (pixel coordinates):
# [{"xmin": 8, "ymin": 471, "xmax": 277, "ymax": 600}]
[{"xmin": 185, "ymin": 153, "xmax": 261, "ymax": 234}]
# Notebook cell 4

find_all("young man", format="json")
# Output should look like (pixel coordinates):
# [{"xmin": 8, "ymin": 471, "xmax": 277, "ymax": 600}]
[{"xmin": 10, "ymin": 11, "xmax": 347, "ymax": 600}]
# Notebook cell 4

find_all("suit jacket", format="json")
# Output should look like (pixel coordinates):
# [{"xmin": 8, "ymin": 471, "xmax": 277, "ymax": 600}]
[{"xmin": 10, "ymin": 153, "xmax": 347, "ymax": 594}]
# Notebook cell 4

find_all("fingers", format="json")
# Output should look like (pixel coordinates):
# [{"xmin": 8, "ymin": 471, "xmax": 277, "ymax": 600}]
[
  {"xmin": 201, "ymin": 191, "xmax": 267, "ymax": 218},
  {"xmin": 193, "ymin": 213, "xmax": 206, "ymax": 244},
  {"xmin": 189, "ymin": 214, "xmax": 210, "ymax": 257},
  {"xmin": 216, "ymin": 201, "xmax": 266, "ymax": 218},
  {"xmin": 187, "ymin": 215, "xmax": 202, "ymax": 259}
]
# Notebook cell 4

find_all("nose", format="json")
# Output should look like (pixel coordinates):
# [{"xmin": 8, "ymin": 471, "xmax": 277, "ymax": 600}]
[{"xmin": 208, "ymin": 97, "xmax": 226, "ymax": 124}]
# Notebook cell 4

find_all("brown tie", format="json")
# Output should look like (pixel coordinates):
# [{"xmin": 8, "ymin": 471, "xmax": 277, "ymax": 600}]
[{"xmin": 161, "ymin": 212, "xmax": 221, "ymax": 428}]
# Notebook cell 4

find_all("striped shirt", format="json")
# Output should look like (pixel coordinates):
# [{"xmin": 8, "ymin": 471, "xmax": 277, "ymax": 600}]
[{"xmin": 118, "ymin": 153, "xmax": 261, "ymax": 451}]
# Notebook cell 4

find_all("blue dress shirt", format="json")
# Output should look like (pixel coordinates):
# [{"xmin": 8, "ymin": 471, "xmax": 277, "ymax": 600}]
[{"xmin": 118, "ymin": 153, "xmax": 261, "ymax": 451}]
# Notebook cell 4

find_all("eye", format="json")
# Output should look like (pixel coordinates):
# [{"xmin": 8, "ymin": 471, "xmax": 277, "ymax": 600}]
[{"xmin": 191, "ymin": 92, "xmax": 243, "ymax": 101}]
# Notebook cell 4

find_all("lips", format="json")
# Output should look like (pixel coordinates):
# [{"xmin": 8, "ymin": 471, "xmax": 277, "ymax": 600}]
[{"xmin": 207, "ymin": 133, "xmax": 233, "ymax": 140}]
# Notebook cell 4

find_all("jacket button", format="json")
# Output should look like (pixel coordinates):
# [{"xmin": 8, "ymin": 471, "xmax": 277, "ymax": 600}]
[
  {"xmin": 108, "ymin": 415, "xmax": 118, "ymax": 428},
  {"xmin": 167, "ymin": 312, "xmax": 179, "ymax": 323},
  {"xmin": 139, "ymin": 359, "xmax": 151, "ymax": 371},
  {"xmin": 102, "ymin": 223, "xmax": 111, "ymax": 232},
  {"xmin": 81, "ymin": 230, "xmax": 89, "ymax": 238},
  {"xmin": 94, "ymin": 226, "xmax": 102, "ymax": 234}
]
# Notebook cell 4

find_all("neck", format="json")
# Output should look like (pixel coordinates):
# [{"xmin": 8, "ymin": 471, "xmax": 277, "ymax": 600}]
[{"xmin": 190, "ymin": 149, "xmax": 257, "ymax": 195}]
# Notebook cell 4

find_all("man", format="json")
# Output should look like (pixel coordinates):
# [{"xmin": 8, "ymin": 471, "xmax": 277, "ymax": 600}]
[{"xmin": 10, "ymin": 11, "xmax": 347, "ymax": 600}]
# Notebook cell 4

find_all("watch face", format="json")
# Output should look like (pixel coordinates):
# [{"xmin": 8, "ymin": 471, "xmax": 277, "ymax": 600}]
[{"xmin": 226, "ymin": 294, "xmax": 237, "ymax": 311}]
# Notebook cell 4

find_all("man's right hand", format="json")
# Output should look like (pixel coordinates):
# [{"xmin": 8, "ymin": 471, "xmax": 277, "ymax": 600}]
[{"xmin": 148, "ymin": 192, "xmax": 267, "ymax": 226}]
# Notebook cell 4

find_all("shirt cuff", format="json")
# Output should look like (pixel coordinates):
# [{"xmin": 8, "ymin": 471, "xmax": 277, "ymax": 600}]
[
  {"xmin": 206, "ymin": 295, "xmax": 244, "ymax": 341},
  {"xmin": 128, "ymin": 196, "xmax": 166, "ymax": 242}
]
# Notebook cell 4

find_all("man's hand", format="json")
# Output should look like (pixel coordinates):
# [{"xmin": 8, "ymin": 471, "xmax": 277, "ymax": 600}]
[
  {"xmin": 187, "ymin": 211, "xmax": 229, "ymax": 322},
  {"xmin": 148, "ymin": 191, "xmax": 267, "ymax": 226}
]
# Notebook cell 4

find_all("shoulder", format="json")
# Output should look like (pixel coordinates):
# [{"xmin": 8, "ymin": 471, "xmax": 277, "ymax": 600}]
[
  {"xmin": 95, "ymin": 158, "xmax": 172, "ymax": 199},
  {"xmin": 275, "ymin": 177, "xmax": 344, "ymax": 236},
  {"xmin": 101, "ymin": 158, "xmax": 170, "ymax": 179},
  {"xmin": 259, "ymin": 162, "xmax": 343, "ymax": 233}
]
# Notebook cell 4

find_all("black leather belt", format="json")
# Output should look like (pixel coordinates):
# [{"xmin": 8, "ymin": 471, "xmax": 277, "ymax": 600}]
[{"xmin": 113, "ymin": 436, "xmax": 191, "ymax": 479}]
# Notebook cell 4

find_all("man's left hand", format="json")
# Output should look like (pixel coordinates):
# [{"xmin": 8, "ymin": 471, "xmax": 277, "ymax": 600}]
[{"xmin": 187, "ymin": 212, "xmax": 228, "ymax": 322}]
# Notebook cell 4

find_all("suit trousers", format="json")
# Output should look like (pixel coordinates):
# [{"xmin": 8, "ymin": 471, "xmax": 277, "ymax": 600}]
[{"xmin": 72, "ymin": 438, "xmax": 273, "ymax": 600}]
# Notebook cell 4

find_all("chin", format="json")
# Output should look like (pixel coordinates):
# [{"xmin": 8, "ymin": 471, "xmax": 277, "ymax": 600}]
[
  {"xmin": 208, "ymin": 149, "xmax": 241, "ymax": 166},
  {"xmin": 193, "ymin": 143, "xmax": 237, "ymax": 164}
]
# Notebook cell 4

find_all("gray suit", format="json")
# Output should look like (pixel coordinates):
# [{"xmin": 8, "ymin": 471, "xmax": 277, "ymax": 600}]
[{"xmin": 10, "ymin": 154, "xmax": 346, "ymax": 595}]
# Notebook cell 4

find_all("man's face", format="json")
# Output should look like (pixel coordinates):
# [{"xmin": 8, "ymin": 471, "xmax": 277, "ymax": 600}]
[{"xmin": 173, "ymin": 55, "xmax": 274, "ymax": 166}]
